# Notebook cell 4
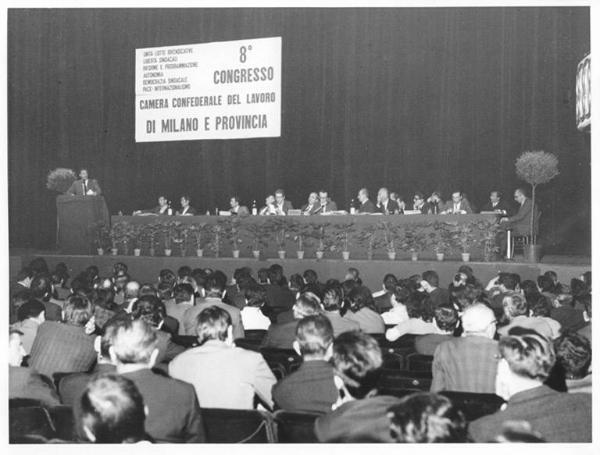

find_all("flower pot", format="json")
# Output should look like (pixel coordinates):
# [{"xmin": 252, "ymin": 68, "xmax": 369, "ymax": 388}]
[
  {"xmin": 180, "ymin": 248, "xmax": 186, "ymax": 257},
  {"xmin": 252, "ymin": 250, "xmax": 261, "ymax": 259},
  {"xmin": 196, "ymin": 249, "xmax": 204, "ymax": 257},
  {"xmin": 436, "ymin": 253, "xmax": 444, "ymax": 261},
  {"xmin": 461, "ymin": 252, "xmax": 471, "ymax": 262},
  {"xmin": 164, "ymin": 248, "xmax": 172, "ymax": 257},
  {"xmin": 232, "ymin": 249, "xmax": 240, "ymax": 258},
  {"xmin": 278, "ymin": 250, "xmax": 286, "ymax": 259},
  {"xmin": 387, "ymin": 251, "xmax": 396, "ymax": 261},
  {"xmin": 149, "ymin": 247, "xmax": 155, "ymax": 257},
  {"xmin": 367, "ymin": 251, "xmax": 373, "ymax": 261},
  {"xmin": 296, "ymin": 251, "xmax": 305, "ymax": 259},
  {"xmin": 342, "ymin": 251, "xmax": 350, "ymax": 261},
  {"xmin": 111, "ymin": 247, "xmax": 118, "ymax": 256},
  {"xmin": 133, "ymin": 248, "xmax": 141, "ymax": 257},
  {"xmin": 96, "ymin": 248, "xmax": 104, "ymax": 256},
  {"xmin": 316, "ymin": 251, "xmax": 324, "ymax": 260},
  {"xmin": 411, "ymin": 252, "xmax": 419, "ymax": 261},
  {"xmin": 523, "ymin": 244, "xmax": 543, "ymax": 263}
]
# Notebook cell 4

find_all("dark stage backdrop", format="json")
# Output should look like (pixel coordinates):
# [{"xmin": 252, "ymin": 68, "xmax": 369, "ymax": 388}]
[{"xmin": 8, "ymin": 8, "xmax": 590, "ymax": 254}]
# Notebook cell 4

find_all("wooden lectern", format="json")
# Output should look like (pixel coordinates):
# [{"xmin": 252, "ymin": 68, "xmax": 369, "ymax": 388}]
[{"xmin": 56, "ymin": 195, "xmax": 110, "ymax": 254}]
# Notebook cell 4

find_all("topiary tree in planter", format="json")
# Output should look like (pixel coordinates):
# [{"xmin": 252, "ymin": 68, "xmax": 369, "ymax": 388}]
[{"xmin": 515, "ymin": 151, "xmax": 559, "ymax": 248}]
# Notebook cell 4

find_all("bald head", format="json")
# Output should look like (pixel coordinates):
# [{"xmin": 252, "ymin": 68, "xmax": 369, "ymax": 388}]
[
  {"xmin": 124, "ymin": 281, "xmax": 141, "ymax": 300},
  {"xmin": 461, "ymin": 304, "xmax": 496, "ymax": 338}
]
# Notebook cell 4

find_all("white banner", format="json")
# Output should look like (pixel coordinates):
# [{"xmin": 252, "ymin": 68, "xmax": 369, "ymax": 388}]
[{"xmin": 135, "ymin": 37, "xmax": 281, "ymax": 142}]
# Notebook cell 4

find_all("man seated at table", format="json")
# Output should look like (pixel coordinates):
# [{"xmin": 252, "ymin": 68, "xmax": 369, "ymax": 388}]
[
  {"xmin": 426, "ymin": 191, "xmax": 443, "ymax": 214},
  {"xmin": 412, "ymin": 192, "xmax": 428, "ymax": 213},
  {"xmin": 259, "ymin": 194, "xmax": 277, "ymax": 215},
  {"xmin": 301, "ymin": 192, "xmax": 319, "ymax": 215},
  {"xmin": 176, "ymin": 195, "xmax": 196, "ymax": 216},
  {"xmin": 441, "ymin": 191, "xmax": 473, "ymax": 214},
  {"xmin": 229, "ymin": 195, "xmax": 249, "ymax": 216},
  {"xmin": 274, "ymin": 189, "xmax": 293, "ymax": 215},
  {"xmin": 133, "ymin": 195, "xmax": 171, "ymax": 215},
  {"xmin": 480, "ymin": 190, "xmax": 511, "ymax": 215},
  {"xmin": 500, "ymin": 188, "xmax": 539, "ymax": 236},
  {"xmin": 376, "ymin": 187, "xmax": 400, "ymax": 215},
  {"xmin": 357, "ymin": 188, "xmax": 376, "ymax": 213},
  {"xmin": 314, "ymin": 190, "xmax": 337, "ymax": 214},
  {"xmin": 67, "ymin": 168, "xmax": 102, "ymax": 196}
]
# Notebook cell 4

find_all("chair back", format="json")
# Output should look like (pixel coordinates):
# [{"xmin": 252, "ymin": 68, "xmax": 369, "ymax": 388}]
[
  {"xmin": 10, "ymin": 404, "xmax": 56, "ymax": 442},
  {"xmin": 439, "ymin": 391, "xmax": 505, "ymax": 421},
  {"xmin": 53, "ymin": 371, "xmax": 77, "ymax": 391},
  {"xmin": 48, "ymin": 405, "xmax": 79, "ymax": 441},
  {"xmin": 405, "ymin": 353, "xmax": 434, "ymax": 372},
  {"xmin": 273, "ymin": 410, "xmax": 320, "ymax": 443},
  {"xmin": 201, "ymin": 408, "xmax": 275, "ymax": 443},
  {"xmin": 377, "ymin": 369, "xmax": 432, "ymax": 395},
  {"xmin": 260, "ymin": 348, "xmax": 302, "ymax": 379}
]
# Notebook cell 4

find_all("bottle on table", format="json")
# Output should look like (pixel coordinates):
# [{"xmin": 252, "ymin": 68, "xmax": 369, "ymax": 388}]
[
  {"xmin": 350, "ymin": 199, "xmax": 356, "ymax": 215},
  {"xmin": 167, "ymin": 202, "xmax": 173, "ymax": 216},
  {"xmin": 252, "ymin": 200, "xmax": 257, "ymax": 216}
]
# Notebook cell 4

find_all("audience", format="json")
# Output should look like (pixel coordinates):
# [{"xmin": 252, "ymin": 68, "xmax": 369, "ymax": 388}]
[
  {"xmin": 12, "ymin": 299, "xmax": 46, "ymax": 354},
  {"xmin": 413, "ymin": 304, "xmax": 459, "ymax": 355},
  {"xmin": 386, "ymin": 295, "xmax": 436, "ymax": 341},
  {"xmin": 240, "ymin": 284, "xmax": 271, "ymax": 330},
  {"xmin": 372, "ymin": 273, "xmax": 398, "ymax": 313},
  {"xmin": 342, "ymin": 286, "xmax": 385, "ymax": 334},
  {"xmin": 322, "ymin": 285, "xmax": 360, "ymax": 336},
  {"xmin": 553, "ymin": 331, "xmax": 592, "ymax": 393}
]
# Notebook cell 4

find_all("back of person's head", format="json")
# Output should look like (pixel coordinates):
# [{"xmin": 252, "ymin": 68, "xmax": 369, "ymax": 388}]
[
  {"xmin": 537, "ymin": 275, "xmax": 554, "ymax": 293},
  {"xmin": 528, "ymin": 294, "xmax": 552, "ymax": 318},
  {"xmin": 28, "ymin": 257, "xmax": 49, "ymax": 276},
  {"xmin": 17, "ymin": 266, "xmax": 35, "ymax": 282},
  {"xmin": 113, "ymin": 262, "xmax": 128, "ymax": 277},
  {"xmin": 158, "ymin": 269, "xmax": 177, "ymax": 287},
  {"xmin": 243, "ymin": 284, "xmax": 267, "ymax": 308},
  {"xmin": 233, "ymin": 267, "xmax": 252, "ymax": 283},
  {"xmin": 79, "ymin": 374, "xmax": 146, "ymax": 443},
  {"xmin": 156, "ymin": 281, "xmax": 173, "ymax": 301},
  {"xmin": 323, "ymin": 285, "xmax": 343, "ymax": 312},
  {"xmin": 130, "ymin": 295, "xmax": 163, "ymax": 327},
  {"xmin": 268, "ymin": 264, "xmax": 285, "ymax": 286},
  {"xmin": 388, "ymin": 392, "xmax": 467, "ymax": 443},
  {"xmin": 570, "ymin": 278, "xmax": 587, "ymax": 297},
  {"xmin": 553, "ymin": 331, "xmax": 591, "ymax": 380},
  {"xmin": 405, "ymin": 296, "xmax": 435, "ymax": 322},
  {"xmin": 204, "ymin": 273, "xmax": 226, "ymax": 297},
  {"xmin": 235, "ymin": 273, "xmax": 255, "ymax": 293},
  {"xmin": 581, "ymin": 271, "xmax": 591, "ymax": 289},
  {"xmin": 303, "ymin": 269, "xmax": 318, "ymax": 285},
  {"xmin": 294, "ymin": 314, "xmax": 333, "ymax": 359},
  {"xmin": 346, "ymin": 267, "xmax": 361, "ymax": 284},
  {"xmin": 392, "ymin": 286, "xmax": 412, "ymax": 305},
  {"xmin": 434, "ymin": 305, "xmax": 459, "ymax": 333},
  {"xmin": 294, "ymin": 292, "xmax": 323, "ymax": 319},
  {"xmin": 93, "ymin": 287, "xmax": 116, "ymax": 310},
  {"xmin": 332, "ymin": 331, "xmax": 382, "ymax": 399},
  {"xmin": 302, "ymin": 282, "xmax": 324, "ymax": 301},
  {"xmin": 110, "ymin": 319, "xmax": 158, "ymax": 365},
  {"xmin": 16, "ymin": 299, "xmax": 45, "ymax": 322},
  {"xmin": 288, "ymin": 273, "xmax": 305, "ymax": 293},
  {"xmin": 30, "ymin": 273, "xmax": 52, "ymax": 302},
  {"xmin": 502, "ymin": 293, "xmax": 528, "ymax": 320},
  {"xmin": 341, "ymin": 279, "xmax": 359, "ymax": 299},
  {"xmin": 173, "ymin": 283, "xmax": 194, "ymax": 304},
  {"xmin": 177, "ymin": 265, "xmax": 192, "ymax": 281},
  {"xmin": 461, "ymin": 303, "xmax": 496, "ymax": 336},
  {"xmin": 498, "ymin": 273, "xmax": 518, "ymax": 291},
  {"xmin": 138, "ymin": 283, "xmax": 157, "ymax": 298},
  {"xmin": 520, "ymin": 280, "xmax": 540, "ymax": 300},
  {"xmin": 100, "ymin": 316, "xmax": 133, "ymax": 359},
  {"xmin": 383, "ymin": 273, "xmax": 398, "ymax": 292},
  {"xmin": 257, "ymin": 268, "xmax": 269, "ymax": 284},
  {"xmin": 63, "ymin": 294, "xmax": 94, "ymax": 326},
  {"xmin": 191, "ymin": 268, "xmax": 208, "ymax": 289},
  {"xmin": 124, "ymin": 281, "xmax": 140, "ymax": 300},
  {"xmin": 499, "ymin": 330, "xmax": 555, "ymax": 381},
  {"xmin": 345, "ymin": 285, "xmax": 375, "ymax": 313},
  {"xmin": 422, "ymin": 270, "xmax": 439, "ymax": 288},
  {"xmin": 457, "ymin": 265, "xmax": 474, "ymax": 280},
  {"xmin": 196, "ymin": 306, "xmax": 232, "ymax": 344}
]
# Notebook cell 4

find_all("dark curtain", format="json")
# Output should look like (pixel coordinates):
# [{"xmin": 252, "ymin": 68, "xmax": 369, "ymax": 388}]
[{"xmin": 8, "ymin": 8, "xmax": 590, "ymax": 254}]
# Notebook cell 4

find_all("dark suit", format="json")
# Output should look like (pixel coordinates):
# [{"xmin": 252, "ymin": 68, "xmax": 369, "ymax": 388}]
[
  {"xmin": 9, "ymin": 366, "xmax": 61, "ymax": 407},
  {"xmin": 43, "ymin": 300, "xmax": 63, "ymax": 321},
  {"xmin": 275, "ymin": 200, "xmax": 294, "ymax": 215},
  {"xmin": 441, "ymin": 198, "xmax": 473, "ymax": 214},
  {"xmin": 313, "ymin": 201, "xmax": 338, "ymax": 214},
  {"xmin": 301, "ymin": 203, "xmax": 319, "ymax": 215},
  {"xmin": 262, "ymin": 320, "xmax": 298, "ymax": 350},
  {"xmin": 358, "ymin": 199, "xmax": 377, "ymax": 214},
  {"xmin": 182, "ymin": 297, "xmax": 245, "ymax": 339},
  {"xmin": 414, "ymin": 333, "xmax": 454, "ymax": 355},
  {"xmin": 272, "ymin": 360, "xmax": 338, "ymax": 413},
  {"xmin": 67, "ymin": 178, "xmax": 102, "ymax": 196},
  {"xmin": 469, "ymin": 385, "xmax": 591, "ymax": 442},
  {"xmin": 263, "ymin": 283, "xmax": 295, "ymax": 320},
  {"xmin": 324, "ymin": 311, "xmax": 360, "ymax": 337},
  {"xmin": 376, "ymin": 199, "xmax": 400, "ymax": 215},
  {"xmin": 121, "ymin": 368, "xmax": 205, "ymax": 443},
  {"xmin": 177, "ymin": 206, "xmax": 197, "ymax": 216},
  {"xmin": 505, "ymin": 198, "xmax": 539, "ymax": 236},
  {"xmin": 315, "ymin": 395, "xmax": 403, "ymax": 442},
  {"xmin": 480, "ymin": 199, "xmax": 512, "ymax": 215},
  {"xmin": 143, "ymin": 205, "xmax": 170, "ymax": 215},
  {"xmin": 58, "ymin": 363, "xmax": 116, "ymax": 406},
  {"xmin": 373, "ymin": 292, "xmax": 393, "ymax": 313},
  {"xmin": 231, "ymin": 205, "xmax": 250, "ymax": 216}
]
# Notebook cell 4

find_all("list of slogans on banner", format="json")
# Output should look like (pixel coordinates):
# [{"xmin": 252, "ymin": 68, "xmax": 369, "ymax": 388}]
[{"xmin": 135, "ymin": 36, "xmax": 281, "ymax": 142}]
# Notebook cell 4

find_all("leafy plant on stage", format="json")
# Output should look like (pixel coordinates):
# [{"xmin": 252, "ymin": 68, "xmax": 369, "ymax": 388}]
[
  {"xmin": 450, "ymin": 221, "xmax": 477, "ymax": 253},
  {"xmin": 128, "ymin": 224, "xmax": 142, "ymax": 253},
  {"xmin": 141, "ymin": 222, "xmax": 163, "ymax": 255},
  {"xmin": 46, "ymin": 168, "xmax": 77, "ymax": 194},
  {"xmin": 476, "ymin": 219, "xmax": 501, "ymax": 261},
  {"xmin": 355, "ymin": 224, "xmax": 378, "ymax": 259},
  {"xmin": 243, "ymin": 222, "xmax": 270, "ymax": 253},
  {"xmin": 330, "ymin": 223, "xmax": 355, "ymax": 254},
  {"xmin": 401, "ymin": 224, "xmax": 429, "ymax": 254},
  {"xmin": 515, "ymin": 150, "xmax": 559, "ymax": 244},
  {"xmin": 376, "ymin": 221, "xmax": 403, "ymax": 254},
  {"xmin": 264, "ymin": 218, "xmax": 293, "ymax": 252},
  {"xmin": 89, "ymin": 221, "xmax": 110, "ymax": 251},
  {"xmin": 160, "ymin": 221, "xmax": 174, "ymax": 251},
  {"xmin": 309, "ymin": 223, "xmax": 334, "ymax": 253},
  {"xmin": 190, "ymin": 223, "xmax": 209, "ymax": 251},
  {"xmin": 220, "ymin": 217, "xmax": 243, "ymax": 253},
  {"xmin": 428, "ymin": 222, "xmax": 452, "ymax": 255},
  {"xmin": 205, "ymin": 222, "xmax": 225, "ymax": 258},
  {"xmin": 288, "ymin": 221, "xmax": 314, "ymax": 253},
  {"xmin": 170, "ymin": 222, "xmax": 190, "ymax": 256},
  {"xmin": 109, "ymin": 221, "xmax": 129, "ymax": 253}
]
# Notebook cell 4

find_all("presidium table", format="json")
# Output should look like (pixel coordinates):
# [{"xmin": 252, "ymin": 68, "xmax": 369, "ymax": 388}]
[{"xmin": 108, "ymin": 213, "xmax": 501, "ymax": 261}]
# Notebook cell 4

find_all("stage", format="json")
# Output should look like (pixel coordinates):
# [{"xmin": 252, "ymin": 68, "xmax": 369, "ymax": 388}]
[{"xmin": 10, "ymin": 250, "xmax": 590, "ymax": 292}]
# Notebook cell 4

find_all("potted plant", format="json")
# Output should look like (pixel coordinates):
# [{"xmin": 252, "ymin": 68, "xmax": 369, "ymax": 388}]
[
  {"xmin": 515, "ymin": 150, "xmax": 559, "ymax": 262},
  {"xmin": 205, "ymin": 223, "xmax": 224, "ymax": 258},
  {"xmin": 311, "ymin": 223, "xmax": 332, "ymax": 260},
  {"xmin": 244, "ymin": 222, "xmax": 269, "ymax": 259},
  {"xmin": 477, "ymin": 219, "xmax": 501, "ymax": 262},
  {"xmin": 355, "ymin": 224, "xmax": 378, "ymax": 260},
  {"xmin": 89, "ymin": 221, "xmax": 109, "ymax": 255},
  {"xmin": 221, "ymin": 218, "xmax": 243, "ymax": 258},
  {"xmin": 378, "ymin": 221, "xmax": 401, "ymax": 260},
  {"xmin": 161, "ymin": 221, "xmax": 173, "ymax": 256},
  {"xmin": 451, "ymin": 221, "xmax": 476, "ymax": 262},
  {"xmin": 130, "ymin": 225, "xmax": 142, "ymax": 256},
  {"xmin": 146, "ymin": 222, "xmax": 161, "ymax": 256},
  {"xmin": 109, "ymin": 221, "xmax": 128, "ymax": 255},
  {"xmin": 171, "ymin": 222, "xmax": 189, "ymax": 257},
  {"xmin": 190, "ymin": 223, "xmax": 208, "ymax": 257},
  {"xmin": 332, "ymin": 223, "xmax": 354, "ymax": 261},
  {"xmin": 266, "ymin": 218, "xmax": 291, "ymax": 259},
  {"xmin": 46, "ymin": 168, "xmax": 77, "ymax": 194},
  {"xmin": 287, "ymin": 220, "xmax": 312, "ymax": 259},
  {"xmin": 402, "ymin": 224, "xmax": 428, "ymax": 261}
]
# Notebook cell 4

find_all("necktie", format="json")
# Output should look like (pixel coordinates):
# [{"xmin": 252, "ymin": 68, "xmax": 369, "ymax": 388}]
[{"xmin": 83, "ymin": 180, "xmax": 87, "ymax": 194}]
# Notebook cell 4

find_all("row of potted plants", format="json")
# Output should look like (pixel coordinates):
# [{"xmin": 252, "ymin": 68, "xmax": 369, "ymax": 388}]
[{"xmin": 89, "ymin": 218, "xmax": 500, "ymax": 262}]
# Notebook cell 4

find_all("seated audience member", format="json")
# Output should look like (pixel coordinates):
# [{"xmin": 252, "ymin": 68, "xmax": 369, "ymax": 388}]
[
  {"xmin": 342, "ymin": 286, "xmax": 385, "ymax": 334},
  {"xmin": 431, "ymin": 304, "xmax": 498, "ymax": 393},
  {"xmin": 421, "ymin": 270, "xmax": 449, "ymax": 307},
  {"xmin": 414, "ymin": 305, "xmax": 459, "ymax": 355},
  {"xmin": 322, "ymin": 285, "xmax": 360, "ymax": 337},
  {"xmin": 51, "ymin": 262, "xmax": 71, "ymax": 300},
  {"xmin": 175, "ymin": 194, "xmax": 196, "ymax": 216},
  {"xmin": 388, "ymin": 392, "xmax": 468, "ymax": 443},
  {"xmin": 344, "ymin": 267, "xmax": 362, "ymax": 285},
  {"xmin": 470, "ymin": 330, "xmax": 591, "ymax": 442},
  {"xmin": 372, "ymin": 273, "xmax": 398, "ymax": 313},
  {"xmin": 29, "ymin": 294, "xmax": 97, "ymax": 379},
  {"xmin": 486, "ymin": 272, "xmax": 520, "ymax": 320},
  {"xmin": 553, "ymin": 332, "xmax": 592, "ymax": 393},
  {"xmin": 380, "ymin": 286, "xmax": 410, "ymax": 325},
  {"xmin": 263, "ymin": 265, "xmax": 295, "ymax": 323},
  {"xmin": 107, "ymin": 319, "xmax": 204, "ymax": 442},
  {"xmin": 182, "ymin": 273, "xmax": 245, "ymax": 339},
  {"xmin": 118, "ymin": 280, "xmax": 140, "ymax": 313},
  {"xmin": 301, "ymin": 192, "xmax": 319, "ymax": 215},
  {"xmin": 480, "ymin": 190, "xmax": 511, "ymax": 215},
  {"xmin": 356, "ymin": 188, "xmax": 377, "ymax": 213},
  {"xmin": 12, "ymin": 299, "xmax": 45, "ymax": 354},
  {"xmin": 314, "ymin": 189, "xmax": 338, "ymax": 214},
  {"xmin": 441, "ymin": 191, "xmax": 473, "ymax": 214},
  {"xmin": 169, "ymin": 306, "xmax": 276, "ymax": 409},
  {"xmin": 314, "ymin": 331, "xmax": 402, "ymax": 442},
  {"xmin": 543, "ymin": 270, "xmax": 566, "ymax": 295},
  {"xmin": 165, "ymin": 283, "xmax": 195, "ymax": 335},
  {"xmin": 386, "ymin": 296, "xmax": 436, "ymax": 341},
  {"xmin": 272, "ymin": 315, "xmax": 338, "ymax": 413},
  {"xmin": 497, "ymin": 293, "xmax": 558, "ymax": 339},
  {"xmin": 130, "ymin": 295, "xmax": 184, "ymax": 364},
  {"xmin": 92, "ymin": 287, "xmax": 119, "ymax": 330},
  {"xmin": 79, "ymin": 374, "xmax": 151, "ymax": 443},
  {"xmin": 288, "ymin": 273, "xmax": 305, "ymax": 298},
  {"xmin": 376, "ymin": 187, "xmax": 400, "ymax": 215},
  {"xmin": 30, "ymin": 273, "xmax": 62, "ymax": 321},
  {"xmin": 577, "ymin": 295, "xmax": 591, "ymax": 341},
  {"xmin": 9, "ymin": 329, "xmax": 60, "ymax": 407},
  {"xmin": 229, "ymin": 195, "xmax": 249, "ymax": 216},
  {"xmin": 11, "ymin": 266, "xmax": 34, "ymax": 299},
  {"xmin": 10, "ymin": 289, "xmax": 31, "ymax": 325},
  {"xmin": 262, "ymin": 292, "xmax": 323, "ymax": 349},
  {"xmin": 537, "ymin": 274, "xmax": 557, "ymax": 302},
  {"xmin": 240, "ymin": 284, "xmax": 271, "ymax": 330},
  {"xmin": 550, "ymin": 292, "xmax": 586, "ymax": 332}
]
